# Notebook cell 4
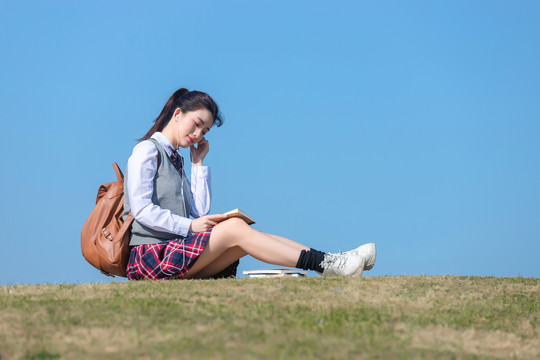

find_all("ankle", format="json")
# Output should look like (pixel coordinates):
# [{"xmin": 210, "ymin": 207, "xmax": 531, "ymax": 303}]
[{"xmin": 295, "ymin": 248, "xmax": 325, "ymax": 272}]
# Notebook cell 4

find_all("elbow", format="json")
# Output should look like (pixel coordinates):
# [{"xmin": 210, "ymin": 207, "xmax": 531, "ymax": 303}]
[{"xmin": 130, "ymin": 203, "xmax": 149, "ymax": 222}]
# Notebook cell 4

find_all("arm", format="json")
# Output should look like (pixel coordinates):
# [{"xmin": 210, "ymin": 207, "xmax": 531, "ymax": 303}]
[
  {"xmin": 189, "ymin": 165, "xmax": 211, "ymax": 218},
  {"xmin": 187, "ymin": 137, "xmax": 227, "ymax": 232},
  {"xmin": 189, "ymin": 137, "xmax": 211, "ymax": 218}
]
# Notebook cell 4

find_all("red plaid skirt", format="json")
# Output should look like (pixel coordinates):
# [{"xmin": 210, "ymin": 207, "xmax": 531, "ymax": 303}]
[{"xmin": 126, "ymin": 229, "xmax": 212, "ymax": 280}]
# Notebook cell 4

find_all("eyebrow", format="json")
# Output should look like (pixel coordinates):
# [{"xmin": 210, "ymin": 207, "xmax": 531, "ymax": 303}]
[{"xmin": 198, "ymin": 116, "xmax": 211, "ymax": 131}]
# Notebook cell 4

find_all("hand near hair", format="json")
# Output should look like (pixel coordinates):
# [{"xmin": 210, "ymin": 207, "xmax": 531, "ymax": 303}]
[
  {"xmin": 190, "ymin": 137, "xmax": 209, "ymax": 166},
  {"xmin": 189, "ymin": 214, "xmax": 227, "ymax": 233}
]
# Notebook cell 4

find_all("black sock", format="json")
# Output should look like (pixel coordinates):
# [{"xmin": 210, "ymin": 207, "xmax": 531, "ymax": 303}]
[{"xmin": 295, "ymin": 248, "xmax": 326, "ymax": 272}]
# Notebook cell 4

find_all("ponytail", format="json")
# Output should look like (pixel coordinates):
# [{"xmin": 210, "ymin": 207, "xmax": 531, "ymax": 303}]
[{"xmin": 138, "ymin": 88, "xmax": 223, "ymax": 141}]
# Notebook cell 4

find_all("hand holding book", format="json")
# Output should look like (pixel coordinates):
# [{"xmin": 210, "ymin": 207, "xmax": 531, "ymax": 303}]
[{"xmin": 189, "ymin": 214, "xmax": 228, "ymax": 233}]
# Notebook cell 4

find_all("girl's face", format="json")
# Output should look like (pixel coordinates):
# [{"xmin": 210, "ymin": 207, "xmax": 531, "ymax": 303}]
[{"xmin": 175, "ymin": 108, "xmax": 213, "ymax": 148}]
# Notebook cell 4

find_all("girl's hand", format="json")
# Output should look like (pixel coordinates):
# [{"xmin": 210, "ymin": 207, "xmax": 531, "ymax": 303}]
[
  {"xmin": 189, "ymin": 214, "xmax": 227, "ymax": 233},
  {"xmin": 190, "ymin": 137, "xmax": 209, "ymax": 166}
]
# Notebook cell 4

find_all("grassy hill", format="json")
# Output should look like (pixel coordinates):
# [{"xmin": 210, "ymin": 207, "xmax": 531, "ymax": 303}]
[{"xmin": 1, "ymin": 276, "xmax": 538, "ymax": 359}]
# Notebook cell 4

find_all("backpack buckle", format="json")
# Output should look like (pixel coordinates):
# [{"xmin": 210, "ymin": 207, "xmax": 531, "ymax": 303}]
[{"xmin": 101, "ymin": 228, "xmax": 113, "ymax": 241}]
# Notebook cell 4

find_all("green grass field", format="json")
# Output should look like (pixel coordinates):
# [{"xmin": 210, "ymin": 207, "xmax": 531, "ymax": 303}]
[{"xmin": 1, "ymin": 276, "xmax": 538, "ymax": 359}]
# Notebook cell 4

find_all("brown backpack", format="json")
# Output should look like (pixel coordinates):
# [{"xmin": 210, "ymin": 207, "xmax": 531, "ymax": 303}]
[{"xmin": 81, "ymin": 163, "xmax": 134, "ymax": 277}]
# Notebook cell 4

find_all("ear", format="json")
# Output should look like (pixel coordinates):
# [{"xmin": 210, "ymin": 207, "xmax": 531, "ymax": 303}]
[{"xmin": 173, "ymin": 108, "xmax": 183, "ymax": 120}]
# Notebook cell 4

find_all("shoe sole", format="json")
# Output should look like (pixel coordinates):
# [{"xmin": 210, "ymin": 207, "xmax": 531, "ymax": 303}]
[
  {"xmin": 363, "ymin": 243, "xmax": 376, "ymax": 271},
  {"xmin": 352, "ymin": 257, "xmax": 366, "ymax": 277}
]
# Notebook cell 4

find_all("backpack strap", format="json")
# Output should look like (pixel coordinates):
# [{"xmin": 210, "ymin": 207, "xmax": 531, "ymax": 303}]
[{"xmin": 112, "ymin": 163, "xmax": 123, "ymax": 182}]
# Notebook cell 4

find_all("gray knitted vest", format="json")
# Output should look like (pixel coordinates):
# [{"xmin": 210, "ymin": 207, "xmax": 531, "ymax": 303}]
[{"xmin": 123, "ymin": 138, "xmax": 192, "ymax": 246}]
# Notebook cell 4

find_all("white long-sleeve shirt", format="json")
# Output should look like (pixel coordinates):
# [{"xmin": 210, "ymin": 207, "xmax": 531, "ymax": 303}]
[{"xmin": 125, "ymin": 132, "xmax": 211, "ymax": 237}]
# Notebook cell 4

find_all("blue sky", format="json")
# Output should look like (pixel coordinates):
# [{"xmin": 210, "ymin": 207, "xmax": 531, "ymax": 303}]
[{"xmin": 1, "ymin": 1, "xmax": 538, "ymax": 284}]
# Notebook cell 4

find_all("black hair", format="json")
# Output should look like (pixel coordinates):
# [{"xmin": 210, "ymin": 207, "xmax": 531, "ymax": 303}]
[{"xmin": 139, "ymin": 88, "xmax": 223, "ymax": 141}]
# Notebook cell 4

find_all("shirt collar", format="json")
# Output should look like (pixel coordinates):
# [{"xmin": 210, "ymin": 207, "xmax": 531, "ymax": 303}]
[{"xmin": 151, "ymin": 132, "xmax": 176, "ymax": 157}]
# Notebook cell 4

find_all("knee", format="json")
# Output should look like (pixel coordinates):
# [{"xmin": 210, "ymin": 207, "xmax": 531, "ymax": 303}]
[{"xmin": 212, "ymin": 217, "xmax": 248, "ymax": 237}]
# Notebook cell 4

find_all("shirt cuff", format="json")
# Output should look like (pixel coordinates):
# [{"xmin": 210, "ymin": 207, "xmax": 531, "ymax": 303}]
[
  {"xmin": 172, "ymin": 215, "xmax": 193, "ymax": 237},
  {"xmin": 191, "ymin": 165, "xmax": 210, "ymax": 179}
]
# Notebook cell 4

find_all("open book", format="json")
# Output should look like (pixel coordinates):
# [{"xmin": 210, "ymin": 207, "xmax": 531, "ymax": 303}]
[{"xmin": 217, "ymin": 208, "xmax": 256, "ymax": 225}]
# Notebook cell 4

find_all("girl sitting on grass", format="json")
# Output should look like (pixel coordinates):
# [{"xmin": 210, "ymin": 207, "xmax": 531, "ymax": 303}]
[{"xmin": 123, "ymin": 88, "xmax": 376, "ymax": 280}]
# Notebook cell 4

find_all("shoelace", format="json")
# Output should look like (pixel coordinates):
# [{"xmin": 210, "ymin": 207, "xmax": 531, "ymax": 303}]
[{"xmin": 320, "ymin": 253, "xmax": 348, "ymax": 270}]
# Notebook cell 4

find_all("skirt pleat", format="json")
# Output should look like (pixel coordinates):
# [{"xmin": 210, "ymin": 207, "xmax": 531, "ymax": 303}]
[{"xmin": 126, "ymin": 228, "xmax": 212, "ymax": 280}]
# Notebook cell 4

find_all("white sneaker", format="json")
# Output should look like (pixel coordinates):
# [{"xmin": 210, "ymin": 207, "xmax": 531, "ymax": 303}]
[
  {"xmin": 319, "ymin": 253, "xmax": 365, "ymax": 277},
  {"xmin": 343, "ymin": 243, "xmax": 376, "ymax": 270}
]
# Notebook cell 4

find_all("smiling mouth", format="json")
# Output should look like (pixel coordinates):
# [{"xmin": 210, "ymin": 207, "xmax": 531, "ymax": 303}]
[{"xmin": 187, "ymin": 136, "xmax": 194, "ymax": 143}]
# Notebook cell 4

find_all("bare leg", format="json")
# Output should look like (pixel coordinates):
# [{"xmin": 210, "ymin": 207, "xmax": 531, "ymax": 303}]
[
  {"xmin": 265, "ymin": 233, "xmax": 310, "ymax": 251},
  {"xmin": 189, "ymin": 233, "xmax": 308, "ymax": 279},
  {"xmin": 185, "ymin": 246, "xmax": 246, "ymax": 279},
  {"xmin": 184, "ymin": 218, "xmax": 306, "ymax": 279}
]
